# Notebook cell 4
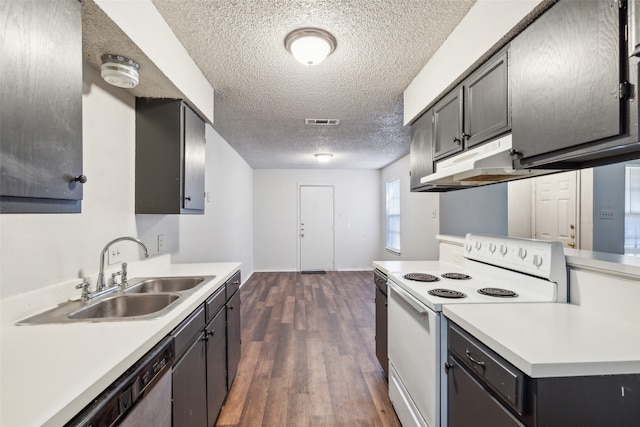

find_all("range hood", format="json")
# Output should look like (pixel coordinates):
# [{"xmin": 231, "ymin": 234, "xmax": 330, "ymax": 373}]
[{"xmin": 419, "ymin": 134, "xmax": 556, "ymax": 191}]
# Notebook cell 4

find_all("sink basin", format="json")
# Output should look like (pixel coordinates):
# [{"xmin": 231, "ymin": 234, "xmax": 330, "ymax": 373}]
[
  {"xmin": 68, "ymin": 294, "xmax": 180, "ymax": 319},
  {"xmin": 16, "ymin": 275, "xmax": 216, "ymax": 325},
  {"xmin": 125, "ymin": 277, "xmax": 205, "ymax": 294}
]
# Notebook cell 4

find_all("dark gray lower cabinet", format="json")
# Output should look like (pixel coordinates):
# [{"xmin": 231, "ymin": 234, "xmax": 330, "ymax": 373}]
[
  {"xmin": 206, "ymin": 308, "xmax": 227, "ymax": 426},
  {"xmin": 171, "ymin": 271, "xmax": 241, "ymax": 426},
  {"xmin": 172, "ymin": 307, "xmax": 208, "ymax": 427},
  {"xmin": 374, "ymin": 270, "xmax": 388, "ymax": 377},
  {"xmin": 226, "ymin": 289, "xmax": 241, "ymax": 389}
]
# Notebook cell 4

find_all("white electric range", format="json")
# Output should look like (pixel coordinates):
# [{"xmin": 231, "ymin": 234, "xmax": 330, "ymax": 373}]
[{"xmin": 386, "ymin": 233, "xmax": 568, "ymax": 427}]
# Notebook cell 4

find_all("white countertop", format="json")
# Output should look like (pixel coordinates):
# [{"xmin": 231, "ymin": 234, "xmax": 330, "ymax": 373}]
[
  {"xmin": 444, "ymin": 303, "xmax": 640, "ymax": 378},
  {"xmin": 373, "ymin": 260, "xmax": 437, "ymax": 275},
  {"xmin": 564, "ymin": 248, "xmax": 640, "ymax": 278},
  {"xmin": 0, "ymin": 258, "xmax": 241, "ymax": 427}
]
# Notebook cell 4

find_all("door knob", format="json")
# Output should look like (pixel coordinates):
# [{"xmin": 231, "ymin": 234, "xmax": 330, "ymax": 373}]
[
  {"xmin": 570, "ymin": 224, "xmax": 575, "ymax": 229},
  {"xmin": 567, "ymin": 242, "xmax": 576, "ymax": 248},
  {"xmin": 570, "ymin": 233, "xmax": 575, "ymax": 238}
]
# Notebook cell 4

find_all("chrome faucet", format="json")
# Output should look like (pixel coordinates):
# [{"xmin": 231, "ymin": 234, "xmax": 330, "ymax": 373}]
[{"xmin": 97, "ymin": 237, "xmax": 149, "ymax": 291}]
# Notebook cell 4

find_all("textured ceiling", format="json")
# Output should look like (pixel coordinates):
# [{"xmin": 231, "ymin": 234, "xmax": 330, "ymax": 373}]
[
  {"xmin": 150, "ymin": 0, "xmax": 476, "ymax": 169},
  {"xmin": 85, "ymin": 0, "xmax": 476, "ymax": 169}
]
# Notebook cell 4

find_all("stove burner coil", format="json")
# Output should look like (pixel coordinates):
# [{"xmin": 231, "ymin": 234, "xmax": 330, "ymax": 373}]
[
  {"xmin": 404, "ymin": 273, "xmax": 440, "ymax": 282},
  {"xmin": 441, "ymin": 272, "xmax": 472, "ymax": 280},
  {"xmin": 427, "ymin": 288, "xmax": 466, "ymax": 298},
  {"xmin": 477, "ymin": 288, "xmax": 518, "ymax": 298}
]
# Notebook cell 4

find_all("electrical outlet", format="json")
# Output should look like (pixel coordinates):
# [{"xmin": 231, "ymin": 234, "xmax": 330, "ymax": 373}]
[
  {"xmin": 108, "ymin": 245, "xmax": 122, "ymax": 265},
  {"xmin": 158, "ymin": 234, "xmax": 165, "ymax": 252},
  {"xmin": 600, "ymin": 209, "xmax": 615, "ymax": 220}
]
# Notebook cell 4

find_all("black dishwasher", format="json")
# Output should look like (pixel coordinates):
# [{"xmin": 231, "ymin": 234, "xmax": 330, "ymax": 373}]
[
  {"xmin": 65, "ymin": 336, "xmax": 175, "ymax": 427},
  {"xmin": 374, "ymin": 269, "xmax": 388, "ymax": 377}
]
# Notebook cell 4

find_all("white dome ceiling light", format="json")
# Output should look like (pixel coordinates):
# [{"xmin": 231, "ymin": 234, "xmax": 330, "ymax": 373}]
[
  {"xmin": 285, "ymin": 28, "xmax": 336, "ymax": 66},
  {"xmin": 314, "ymin": 153, "xmax": 333, "ymax": 162},
  {"xmin": 100, "ymin": 54, "xmax": 140, "ymax": 88}
]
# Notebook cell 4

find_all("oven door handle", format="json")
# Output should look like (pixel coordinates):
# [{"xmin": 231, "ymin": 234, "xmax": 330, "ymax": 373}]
[{"xmin": 387, "ymin": 280, "xmax": 430, "ymax": 316}]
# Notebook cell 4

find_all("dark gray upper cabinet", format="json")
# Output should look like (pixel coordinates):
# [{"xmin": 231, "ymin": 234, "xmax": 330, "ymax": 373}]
[
  {"xmin": 135, "ymin": 99, "xmax": 205, "ymax": 214},
  {"xmin": 511, "ymin": 0, "xmax": 636, "ymax": 168},
  {"xmin": 464, "ymin": 49, "xmax": 510, "ymax": 149},
  {"xmin": 433, "ymin": 88, "xmax": 464, "ymax": 160},
  {"xmin": 409, "ymin": 109, "xmax": 434, "ymax": 191},
  {"xmin": 432, "ymin": 48, "xmax": 510, "ymax": 162},
  {"xmin": 0, "ymin": 0, "xmax": 84, "ymax": 213}
]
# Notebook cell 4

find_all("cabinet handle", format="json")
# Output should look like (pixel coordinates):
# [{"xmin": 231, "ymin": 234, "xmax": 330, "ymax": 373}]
[
  {"xmin": 73, "ymin": 174, "xmax": 87, "ymax": 183},
  {"xmin": 465, "ymin": 349, "xmax": 485, "ymax": 366},
  {"xmin": 444, "ymin": 362, "xmax": 453, "ymax": 372},
  {"xmin": 184, "ymin": 196, "xmax": 192, "ymax": 201},
  {"xmin": 461, "ymin": 132, "xmax": 470, "ymax": 140},
  {"xmin": 508, "ymin": 149, "xmax": 523, "ymax": 158},
  {"xmin": 452, "ymin": 137, "xmax": 461, "ymax": 145},
  {"xmin": 228, "ymin": 305, "xmax": 234, "ymax": 310}
]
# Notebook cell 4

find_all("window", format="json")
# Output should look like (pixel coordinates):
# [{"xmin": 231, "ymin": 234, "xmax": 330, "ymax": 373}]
[
  {"xmin": 625, "ymin": 164, "xmax": 640, "ymax": 256},
  {"xmin": 386, "ymin": 179, "xmax": 401, "ymax": 254}
]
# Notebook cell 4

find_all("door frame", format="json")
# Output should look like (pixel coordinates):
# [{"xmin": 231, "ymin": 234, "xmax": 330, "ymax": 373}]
[{"xmin": 297, "ymin": 184, "xmax": 335, "ymax": 272}]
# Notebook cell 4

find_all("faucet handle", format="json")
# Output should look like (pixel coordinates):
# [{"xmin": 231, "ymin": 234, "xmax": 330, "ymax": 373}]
[
  {"xmin": 76, "ymin": 279, "xmax": 91, "ymax": 301},
  {"xmin": 121, "ymin": 262, "xmax": 128, "ymax": 287}
]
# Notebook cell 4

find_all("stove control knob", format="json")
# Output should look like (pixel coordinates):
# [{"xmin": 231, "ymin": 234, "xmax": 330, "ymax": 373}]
[
  {"xmin": 475, "ymin": 241, "xmax": 482, "ymax": 251},
  {"xmin": 488, "ymin": 243, "xmax": 496, "ymax": 254},
  {"xmin": 499, "ymin": 245, "xmax": 508, "ymax": 256},
  {"xmin": 465, "ymin": 242, "xmax": 472, "ymax": 253},
  {"xmin": 518, "ymin": 247, "xmax": 527, "ymax": 259},
  {"xmin": 532, "ymin": 254, "xmax": 543, "ymax": 267}
]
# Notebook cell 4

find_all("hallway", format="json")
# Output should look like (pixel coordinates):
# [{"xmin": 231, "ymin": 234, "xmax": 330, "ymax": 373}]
[{"xmin": 215, "ymin": 271, "xmax": 401, "ymax": 426}]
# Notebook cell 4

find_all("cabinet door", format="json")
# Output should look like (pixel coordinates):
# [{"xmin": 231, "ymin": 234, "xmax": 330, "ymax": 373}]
[
  {"xmin": 374, "ymin": 285, "xmax": 388, "ymax": 377},
  {"xmin": 433, "ymin": 88, "xmax": 464, "ymax": 159},
  {"xmin": 464, "ymin": 50, "xmax": 510, "ymax": 148},
  {"xmin": 182, "ymin": 104, "xmax": 205, "ymax": 211},
  {"xmin": 226, "ymin": 290, "xmax": 241, "ymax": 390},
  {"xmin": 409, "ymin": 110, "xmax": 434, "ymax": 191},
  {"xmin": 511, "ymin": 0, "xmax": 621, "ymax": 161},
  {"xmin": 0, "ymin": 0, "xmax": 83, "ymax": 213},
  {"xmin": 173, "ymin": 336, "xmax": 207, "ymax": 427},
  {"xmin": 206, "ymin": 309, "xmax": 227, "ymax": 426},
  {"xmin": 447, "ymin": 356, "xmax": 524, "ymax": 427}
]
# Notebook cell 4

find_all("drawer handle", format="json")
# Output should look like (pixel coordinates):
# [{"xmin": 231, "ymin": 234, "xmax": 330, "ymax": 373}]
[{"xmin": 465, "ymin": 349, "xmax": 485, "ymax": 366}]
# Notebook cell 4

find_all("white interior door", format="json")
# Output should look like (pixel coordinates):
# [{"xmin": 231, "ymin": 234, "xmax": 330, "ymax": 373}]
[
  {"xmin": 534, "ymin": 171, "xmax": 578, "ymax": 248},
  {"xmin": 299, "ymin": 185, "xmax": 334, "ymax": 271}
]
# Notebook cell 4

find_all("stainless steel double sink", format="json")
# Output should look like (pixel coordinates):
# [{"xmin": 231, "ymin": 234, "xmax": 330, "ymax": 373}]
[{"xmin": 17, "ymin": 276, "xmax": 216, "ymax": 325}]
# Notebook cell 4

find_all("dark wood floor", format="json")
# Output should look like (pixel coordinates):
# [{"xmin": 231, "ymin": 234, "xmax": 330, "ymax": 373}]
[{"xmin": 215, "ymin": 271, "xmax": 401, "ymax": 427}]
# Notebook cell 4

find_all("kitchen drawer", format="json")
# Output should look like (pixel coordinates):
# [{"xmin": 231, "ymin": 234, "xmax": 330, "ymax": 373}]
[
  {"xmin": 206, "ymin": 285, "xmax": 226, "ymax": 321},
  {"xmin": 225, "ymin": 271, "xmax": 241, "ymax": 300},
  {"xmin": 448, "ymin": 322, "xmax": 524, "ymax": 415},
  {"xmin": 171, "ymin": 304, "xmax": 205, "ymax": 359}
]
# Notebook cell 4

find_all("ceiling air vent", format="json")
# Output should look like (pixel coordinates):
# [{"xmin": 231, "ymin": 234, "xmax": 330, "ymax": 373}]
[{"xmin": 305, "ymin": 118, "xmax": 340, "ymax": 126}]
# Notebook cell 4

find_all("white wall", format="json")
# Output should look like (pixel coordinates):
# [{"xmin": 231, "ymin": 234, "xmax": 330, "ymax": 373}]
[
  {"xmin": 253, "ymin": 169, "xmax": 380, "ymax": 271},
  {"xmin": 379, "ymin": 155, "xmax": 440, "ymax": 261},
  {"xmin": 0, "ymin": 63, "xmax": 253, "ymax": 298},
  {"xmin": 0, "ymin": 63, "xmax": 139, "ymax": 298},
  {"xmin": 170, "ymin": 126, "xmax": 254, "ymax": 273}
]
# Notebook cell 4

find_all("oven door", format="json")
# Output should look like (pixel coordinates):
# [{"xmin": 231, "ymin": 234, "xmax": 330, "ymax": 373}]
[{"xmin": 387, "ymin": 280, "xmax": 440, "ymax": 427}]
